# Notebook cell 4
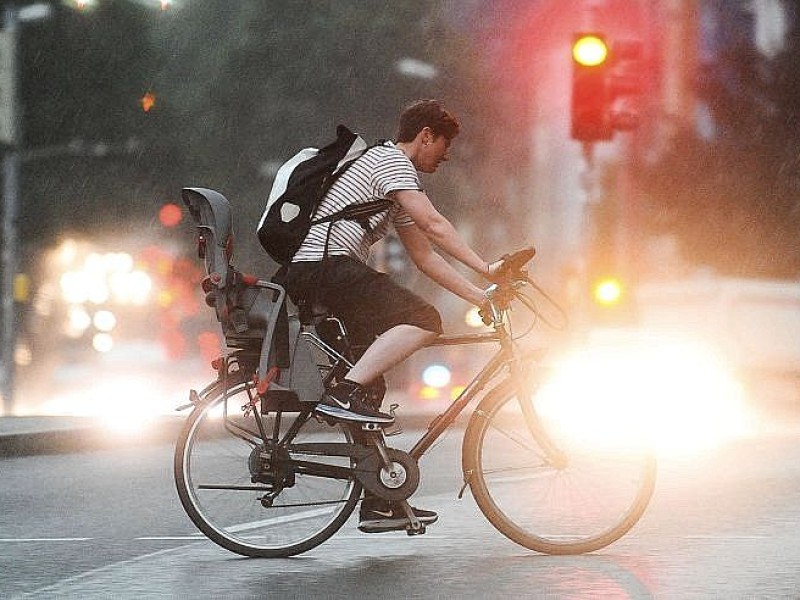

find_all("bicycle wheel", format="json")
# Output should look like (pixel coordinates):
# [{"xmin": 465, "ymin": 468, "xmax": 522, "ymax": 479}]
[
  {"xmin": 462, "ymin": 379, "xmax": 656, "ymax": 555},
  {"xmin": 175, "ymin": 378, "xmax": 361, "ymax": 558}
]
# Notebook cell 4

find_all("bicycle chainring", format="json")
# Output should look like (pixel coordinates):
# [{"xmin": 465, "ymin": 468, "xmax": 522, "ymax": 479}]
[{"xmin": 355, "ymin": 448, "xmax": 419, "ymax": 502}]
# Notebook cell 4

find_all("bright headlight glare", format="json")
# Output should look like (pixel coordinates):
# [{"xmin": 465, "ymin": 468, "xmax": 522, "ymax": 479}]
[{"xmin": 534, "ymin": 335, "xmax": 751, "ymax": 456}]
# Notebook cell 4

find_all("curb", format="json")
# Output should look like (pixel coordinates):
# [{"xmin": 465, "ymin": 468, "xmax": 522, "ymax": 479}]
[
  {"xmin": 0, "ymin": 412, "xmax": 463, "ymax": 459},
  {"xmin": 0, "ymin": 419, "xmax": 185, "ymax": 458},
  {"xmin": 0, "ymin": 428, "xmax": 112, "ymax": 458}
]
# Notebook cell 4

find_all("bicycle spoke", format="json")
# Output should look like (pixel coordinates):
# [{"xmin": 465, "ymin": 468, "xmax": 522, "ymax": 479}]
[
  {"xmin": 465, "ymin": 383, "xmax": 656, "ymax": 554},
  {"xmin": 198, "ymin": 484, "xmax": 273, "ymax": 491},
  {"xmin": 175, "ymin": 381, "xmax": 361, "ymax": 557},
  {"xmin": 480, "ymin": 461, "xmax": 550, "ymax": 477},
  {"xmin": 263, "ymin": 498, "xmax": 349, "ymax": 509},
  {"xmin": 480, "ymin": 410, "xmax": 548, "ymax": 457}
]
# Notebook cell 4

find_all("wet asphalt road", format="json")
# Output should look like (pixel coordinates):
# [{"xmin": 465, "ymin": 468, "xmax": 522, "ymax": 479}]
[{"xmin": 2, "ymin": 416, "xmax": 800, "ymax": 599}]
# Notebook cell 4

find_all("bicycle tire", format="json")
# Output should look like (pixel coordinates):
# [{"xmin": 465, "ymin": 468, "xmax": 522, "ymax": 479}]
[
  {"xmin": 174, "ymin": 378, "xmax": 361, "ymax": 558},
  {"xmin": 462, "ymin": 379, "xmax": 656, "ymax": 555}
]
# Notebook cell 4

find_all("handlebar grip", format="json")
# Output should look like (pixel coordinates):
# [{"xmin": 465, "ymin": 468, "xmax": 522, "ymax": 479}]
[{"xmin": 496, "ymin": 246, "xmax": 536, "ymax": 280}]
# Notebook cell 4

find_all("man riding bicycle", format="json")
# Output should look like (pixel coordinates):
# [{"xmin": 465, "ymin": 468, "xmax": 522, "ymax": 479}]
[{"xmin": 284, "ymin": 99, "xmax": 500, "ymax": 532}]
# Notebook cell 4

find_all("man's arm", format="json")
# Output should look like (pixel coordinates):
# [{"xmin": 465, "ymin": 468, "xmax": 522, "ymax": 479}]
[
  {"xmin": 395, "ymin": 221, "xmax": 485, "ymax": 306},
  {"xmin": 391, "ymin": 189, "xmax": 490, "ymax": 278}
]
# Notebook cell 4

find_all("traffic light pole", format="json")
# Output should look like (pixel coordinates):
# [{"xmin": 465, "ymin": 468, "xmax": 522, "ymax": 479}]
[
  {"xmin": 0, "ymin": 4, "xmax": 51, "ymax": 415},
  {"xmin": 1, "ymin": 150, "xmax": 19, "ymax": 416},
  {"xmin": 0, "ymin": 7, "xmax": 18, "ymax": 415}
]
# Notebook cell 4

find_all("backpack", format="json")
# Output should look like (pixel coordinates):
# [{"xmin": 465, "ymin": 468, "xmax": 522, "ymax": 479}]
[{"xmin": 257, "ymin": 125, "xmax": 392, "ymax": 266}]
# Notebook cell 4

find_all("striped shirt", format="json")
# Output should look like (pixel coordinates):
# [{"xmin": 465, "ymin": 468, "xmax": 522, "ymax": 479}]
[{"xmin": 292, "ymin": 142, "xmax": 419, "ymax": 263}]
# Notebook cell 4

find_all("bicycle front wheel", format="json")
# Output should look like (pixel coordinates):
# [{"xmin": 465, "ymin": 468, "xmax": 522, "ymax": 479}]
[
  {"xmin": 175, "ymin": 379, "xmax": 361, "ymax": 558},
  {"xmin": 463, "ymin": 380, "xmax": 656, "ymax": 555}
]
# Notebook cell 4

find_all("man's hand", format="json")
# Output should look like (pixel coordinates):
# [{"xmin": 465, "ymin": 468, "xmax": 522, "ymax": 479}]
[
  {"xmin": 486, "ymin": 258, "xmax": 505, "ymax": 282},
  {"xmin": 486, "ymin": 247, "xmax": 536, "ymax": 283}
]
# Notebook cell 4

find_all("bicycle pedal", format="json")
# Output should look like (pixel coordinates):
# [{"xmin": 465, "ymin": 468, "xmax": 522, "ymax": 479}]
[
  {"xmin": 360, "ymin": 421, "xmax": 390, "ymax": 432},
  {"xmin": 383, "ymin": 424, "xmax": 403, "ymax": 437},
  {"xmin": 406, "ymin": 525, "xmax": 426, "ymax": 536},
  {"xmin": 314, "ymin": 413, "xmax": 339, "ymax": 427}
]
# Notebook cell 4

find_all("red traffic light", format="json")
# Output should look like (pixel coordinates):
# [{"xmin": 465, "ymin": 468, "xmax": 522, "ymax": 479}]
[
  {"xmin": 571, "ymin": 33, "xmax": 611, "ymax": 142},
  {"xmin": 570, "ymin": 32, "xmax": 643, "ymax": 143}
]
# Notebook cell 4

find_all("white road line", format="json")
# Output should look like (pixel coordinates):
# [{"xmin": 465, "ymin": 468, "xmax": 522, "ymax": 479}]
[
  {"xmin": 0, "ymin": 538, "xmax": 92, "ymax": 542},
  {"xmin": 15, "ymin": 545, "xmax": 196, "ymax": 599},
  {"xmin": 684, "ymin": 534, "xmax": 769, "ymax": 540},
  {"xmin": 135, "ymin": 536, "xmax": 205, "ymax": 541},
  {"xmin": 226, "ymin": 506, "xmax": 337, "ymax": 533}
]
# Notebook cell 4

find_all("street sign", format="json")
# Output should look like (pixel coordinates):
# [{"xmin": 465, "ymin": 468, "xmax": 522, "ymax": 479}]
[{"xmin": 0, "ymin": 29, "xmax": 16, "ymax": 146}]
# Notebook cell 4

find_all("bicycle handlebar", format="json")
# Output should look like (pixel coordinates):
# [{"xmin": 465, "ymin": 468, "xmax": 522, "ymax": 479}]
[
  {"xmin": 479, "ymin": 247, "xmax": 536, "ymax": 326},
  {"xmin": 479, "ymin": 246, "xmax": 567, "ymax": 331},
  {"xmin": 492, "ymin": 246, "xmax": 536, "ymax": 283}
]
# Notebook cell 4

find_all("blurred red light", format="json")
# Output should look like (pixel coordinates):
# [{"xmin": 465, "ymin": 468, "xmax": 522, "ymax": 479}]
[
  {"xmin": 141, "ymin": 92, "xmax": 156, "ymax": 112},
  {"xmin": 159, "ymin": 203, "xmax": 183, "ymax": 228}
]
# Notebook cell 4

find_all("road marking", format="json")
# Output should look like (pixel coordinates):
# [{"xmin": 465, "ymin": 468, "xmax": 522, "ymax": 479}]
[
  {"xmin": 0, "ymin": 538, "xmax": 92, "ymax": 542},
  {"xmin": 226, "ymin": 506, "xmax": 337, "ymax": 533},
  {"xmin": 135, "ymin": 536, "xmax": 205, "ymax": 541},
  {"xmin": 15, "ymin": 545, "xmax": 194, "ymax": 599},
  {"xmin": 684, "ymin": 534, "xmax": 769, "ymax": 540}
]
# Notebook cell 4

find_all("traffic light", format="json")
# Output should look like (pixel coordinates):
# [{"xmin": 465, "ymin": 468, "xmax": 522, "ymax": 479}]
[
  {"xmin": 588, "ymin": 274, "xmax": 633, "ymax": 326},
  {"xmin": 571, "ymin": 33, "xmax": 610, "ymax": 142},
  {"xmin": 571, "ymin": 33, "xmax": 643, "ymax": 142},
  {"xmin": 592, "ymin": 276, "xmax": 623, "ymax": 307},
  {"xmin": 605, "ymin": 39, "xmax": 644, "ymax": 134}
]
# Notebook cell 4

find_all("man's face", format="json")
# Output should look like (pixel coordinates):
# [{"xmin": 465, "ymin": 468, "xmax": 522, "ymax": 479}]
[{"xmin": 417, "ymin": 133, "xmax": 452, "ymax": 173}]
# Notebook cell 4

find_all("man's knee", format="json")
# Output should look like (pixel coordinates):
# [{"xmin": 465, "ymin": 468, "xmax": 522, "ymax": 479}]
[{"xmin": 413, "ymin": 304, "xmax": 443, "ymax": 336}]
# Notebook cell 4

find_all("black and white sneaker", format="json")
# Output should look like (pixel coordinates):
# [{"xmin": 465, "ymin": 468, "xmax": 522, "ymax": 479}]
[
  {"xmin": 315, "ymin": 380, "xmax": 395, "ymax": 424},
  {"xmin": 358, "ymin": 499, "xmax": 438, "ymax": 533}
]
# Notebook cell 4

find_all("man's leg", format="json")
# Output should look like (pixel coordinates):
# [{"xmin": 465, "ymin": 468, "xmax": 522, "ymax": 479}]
[
  {"xmin": 307, "ymin": 258, "xmax": 441, "ymax": 423},
  {"xmin": 344, "ymin": 324, "xmax": 438, "ymax": 386}
]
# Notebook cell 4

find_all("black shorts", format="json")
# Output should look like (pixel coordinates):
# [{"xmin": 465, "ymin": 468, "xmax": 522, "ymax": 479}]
[{"xmin": 286, "ymin": 257, "xmax": 442, "ymax": 349}]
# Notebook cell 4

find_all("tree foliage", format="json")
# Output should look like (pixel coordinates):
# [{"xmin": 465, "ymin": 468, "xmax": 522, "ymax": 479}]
[
  {"xmin": 10, "ymin": 1, "xmax": 526, "ymax": 268},
  {"xmin": 634, "ymin": 14, "xmax": 800, "ymax": 278}
]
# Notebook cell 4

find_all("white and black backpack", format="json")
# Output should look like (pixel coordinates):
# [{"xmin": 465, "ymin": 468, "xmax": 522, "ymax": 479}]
[{"xmin": 257, "ymin": 125, "xmax": 392, "ymax": 266}]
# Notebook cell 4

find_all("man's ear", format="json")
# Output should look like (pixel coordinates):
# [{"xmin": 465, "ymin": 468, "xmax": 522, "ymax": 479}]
[{"xmin": 420, "ymin": 126, "xmax": 434, "ymax": 144}]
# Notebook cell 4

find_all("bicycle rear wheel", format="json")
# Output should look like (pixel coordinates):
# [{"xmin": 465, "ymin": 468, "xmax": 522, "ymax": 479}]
[
  {"xmin": 175, "ymin": 378, "xmax": 361, "ymax": 558},
  {"xmin": 463, "ymin": 380, "xmax": 656, "ymax": 555}
]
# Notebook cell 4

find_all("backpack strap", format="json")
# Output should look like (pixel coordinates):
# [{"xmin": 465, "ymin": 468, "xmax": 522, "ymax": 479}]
[{"xmin": 311, "ymin": 198, "xmax": 393, "ymax": 231}]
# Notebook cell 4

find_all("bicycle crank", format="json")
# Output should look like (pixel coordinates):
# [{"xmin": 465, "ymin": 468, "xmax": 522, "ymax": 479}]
[{"xmin": 355, "ymin": 447, "xmax": 420, "ymax": 502}]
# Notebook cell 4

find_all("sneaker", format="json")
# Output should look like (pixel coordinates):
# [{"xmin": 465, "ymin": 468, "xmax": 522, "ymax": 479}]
[
  {"xmin": 358, "ymin": 498, "xmax": 438, "ymax": 533},
  {"xmin": 315, "ymin": 380, "xmax": 395, "ymax": 424}
]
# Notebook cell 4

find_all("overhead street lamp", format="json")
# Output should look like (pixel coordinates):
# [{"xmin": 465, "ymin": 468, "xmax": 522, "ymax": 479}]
[{"xmin": 395, "ymin": 57, "xmax": 438, "ymax": 80}]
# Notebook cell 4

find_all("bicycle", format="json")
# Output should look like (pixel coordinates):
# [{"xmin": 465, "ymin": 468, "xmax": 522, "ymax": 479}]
[{"xmin": 174, "ymin": 187, "xmax": 657, "ymax": 558}]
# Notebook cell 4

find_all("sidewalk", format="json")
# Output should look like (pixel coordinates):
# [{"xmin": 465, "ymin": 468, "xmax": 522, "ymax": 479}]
[
  {"xmin": 0, "ymin": 415, "xmax": 186, "ymax": 458},
  {"xmin": 0, "ymin": 402, "xmax": 451, "ymax": 458}
]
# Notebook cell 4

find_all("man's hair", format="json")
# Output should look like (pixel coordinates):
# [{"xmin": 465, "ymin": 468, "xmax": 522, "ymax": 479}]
[{"xmin": 395, "ymin": 99, "xmax": 460, "ymax": 143}]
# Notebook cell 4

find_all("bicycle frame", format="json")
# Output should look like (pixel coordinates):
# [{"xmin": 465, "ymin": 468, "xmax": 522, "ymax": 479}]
[
  {"xmin": 205, "ymin": 295, "xmax": 543, "ymax": 463},
  {"xmin": 188, "ymin": 266, "xmax": 566, "ymax": 500},
  {"xmin": 407, "ymin": 329, "xmax": 511, "ymax": 460}
]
